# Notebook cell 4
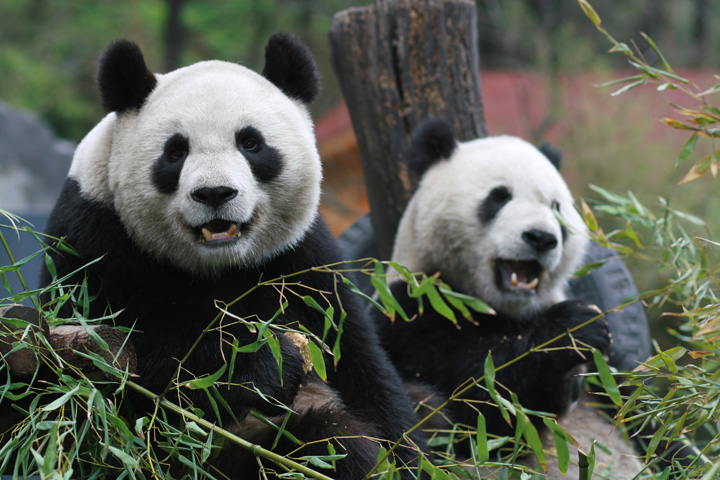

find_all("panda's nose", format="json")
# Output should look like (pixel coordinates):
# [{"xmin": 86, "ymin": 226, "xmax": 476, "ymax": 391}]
[
  {"xmin": 522, "ymin": 229, "xmax": 558, "ymax": 252},
  {"xmin": 191, "ymin": 186, "xmax": 238, "ymax": 209}
]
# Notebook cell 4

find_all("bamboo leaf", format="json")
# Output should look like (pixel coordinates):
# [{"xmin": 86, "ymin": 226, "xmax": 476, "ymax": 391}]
[
  {"xmin": 308, "ymin": 341, "xmax": 327, "ymax": 381},
  {"xmin": 661, "ymin": 118, "xmax": 698, "ymax": 131},
  {"xmin": 543, "ymin": 418, "xmax": 573, "ymax": 475},
  {"xmin": 439, "ymin": 286, "xmax": 494, "ymax": 315},
  {"xmin": 264, "ymin": 330, "xmax": 283, "ymax": 382},
  {"xmin": 598, "ymin": 74, "xmax": 645, "ymax": 88},
  {"xmin": 640, "ymin": 32, "xmax": 672, "ymax": 72},
  {"xmin": 658, "ymin": 349, "xmax": 679, "ymax": 373},
  {"xmin": 187, "ymin": 364, "xmax": 227, "ymax": 390},
  {"xmin": 593, "ymin": 350, "xmax": 622, "ymax": 407},
  {"xmin": 578, "ymin": 0, "xmax": 601, "ymax": 26},
  {"xmin": 635, "ymin": 346, "xmax": 686, "ymax": 372},
  {"xmin": 676, "ymin": 134, "xmax": 699, "ymax": 168},
  {"xmin": 425, "ymin": 285, "xmax": 456, "ymax": 324},
  {"xmin": 573, "ymin": 260, "xmax": 607, "ymax": 278},
  {"xmin": 370, "ymin": 261, "xmax": 409, "ymax": 322},
  {"xmin": 580, "ymin": 199, "xmax": 597, "ymax": 232},
  {"xmin": 679, "ymin": 153, "xmax": 713, "ymax": 184},
  {"xmin": 476, "ymin": 412, "xmax": 489, "ymax": 464},
  {"xmin": 484, "ymin": 353, "xmax": 511, "ymax": 424},
  {"xmin": 610, "ymin": 79, "xmax": 646, "ymax": 96},
  {"xmin": 42, "ymin": 384, "xmax": 81, "ymax": 411},
  {"xmin": 516, "ymin": 407, "xmax": 546, "ymax": 472},
  {"xmin": 645, "ymin": 422, "xmax": 669, "ymax": 464}
]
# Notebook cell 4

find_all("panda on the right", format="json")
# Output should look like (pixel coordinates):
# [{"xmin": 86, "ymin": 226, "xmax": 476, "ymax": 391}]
[{"xmin": 378, "ymin": 118, "xmax": 644, "ymax": 478}]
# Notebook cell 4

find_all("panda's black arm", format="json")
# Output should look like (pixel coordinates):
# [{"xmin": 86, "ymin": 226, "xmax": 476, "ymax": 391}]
[{"xmin": 377, "ymin": 283, "xmax": 609, "ymax": 435}]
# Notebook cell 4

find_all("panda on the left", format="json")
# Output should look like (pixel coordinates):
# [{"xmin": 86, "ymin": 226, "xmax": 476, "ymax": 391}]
[{"xmin": 41, "ymin": 34, "xmax": 426, "ymax": 478}]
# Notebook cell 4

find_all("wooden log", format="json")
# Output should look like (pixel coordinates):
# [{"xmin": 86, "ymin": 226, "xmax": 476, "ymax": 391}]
[
  {"xmin": 50, "ymin": 324, "xmax": 137, "ymax": 379},
  {"xmin": 0, "ymin": 304, "xmax": 48, "ymax": 377},
  {"xmin": 329, "ymin": 0, "xmax": 486, "ymax": 258},
  {"xmin": 0, "ymin": 304, "xmax": 136, "ymax": 380}
]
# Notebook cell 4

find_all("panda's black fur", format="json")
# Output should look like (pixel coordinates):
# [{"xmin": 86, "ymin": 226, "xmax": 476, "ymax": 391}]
[
  {"xmin": 42, "ymin": 35, "xmax": 426, "ymax": 478},
  {"xmin": 376, "ymin": 118, "xmax": 612, "ymax": 447}
]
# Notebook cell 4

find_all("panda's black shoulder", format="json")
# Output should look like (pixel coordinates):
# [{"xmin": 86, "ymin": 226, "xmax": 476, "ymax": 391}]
[
  {"xmin": 42, "ymin": 178, "xmax": 130, "ymax": 283},
  {"xmin": 266, "ymin": 214, "xmax": 346, "ymax": 287}
]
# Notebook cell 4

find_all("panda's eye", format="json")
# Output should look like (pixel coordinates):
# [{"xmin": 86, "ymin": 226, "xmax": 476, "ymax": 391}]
[
  {"xmin": 236, "ymin": 129, "xmax": 264, "ymax": 154},
  {"xmin": 162, "ymin": 134, "xmax": 189, "ymax": 164},
  {"xmin": 489, "ymin": 186, "xmax": 511, "ymax": 203},
  {"xmin": 168, "ymin": 148, "xmax": 187, "ymax": 162},
  {"xmin": 242, "ymin": 138, "xmax": 261, "ymax": 152}
]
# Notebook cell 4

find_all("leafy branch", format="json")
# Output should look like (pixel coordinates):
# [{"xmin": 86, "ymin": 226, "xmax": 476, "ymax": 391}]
[{"xmin": 578, "ymin": 0, "xmax": 720, "ymax": 183}]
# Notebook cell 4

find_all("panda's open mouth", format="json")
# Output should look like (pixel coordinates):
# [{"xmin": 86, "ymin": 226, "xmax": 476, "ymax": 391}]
[
  {"xmin": 495, "ymin": 259, "xmax": 542, "ymax": 293},
  {"xmin": 193, "ymin": 216, "xmax": 256, "ymax": 245}
]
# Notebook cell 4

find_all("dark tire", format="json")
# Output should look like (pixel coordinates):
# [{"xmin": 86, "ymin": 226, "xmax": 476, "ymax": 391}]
[{"xmin": 337, "ymin": 214, "xmax": 651, "ymax": 372}]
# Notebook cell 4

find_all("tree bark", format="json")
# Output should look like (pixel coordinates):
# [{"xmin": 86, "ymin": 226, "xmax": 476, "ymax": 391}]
[
  {"xmin": 164, "ymin": 0, "xmax": 185, "ymax": 72},
  {"xmin": 329, "ymin": 0, "xmax": 486, "ymax": 258}
]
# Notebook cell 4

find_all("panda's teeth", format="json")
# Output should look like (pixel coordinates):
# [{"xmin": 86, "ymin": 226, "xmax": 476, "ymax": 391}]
[
  {"xmin": 510, "ymin": 272, "xmax": 539, "ymax": 290},
  {"xmin": 201, "ymin": 227, "xmax": 216, "ymax": 241},
  {"xmin": 201, "ymin": 223, "xmax": 238, "ymax": 242}
]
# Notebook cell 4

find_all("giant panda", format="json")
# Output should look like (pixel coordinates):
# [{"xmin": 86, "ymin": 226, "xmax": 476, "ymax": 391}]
[
  {"xmin": 40, "ymin": 35, "xmax": 427, "ymax": 479},
  {"xmin": 376, "ymin": 118, "xmax": 643, "ymax": 478}
]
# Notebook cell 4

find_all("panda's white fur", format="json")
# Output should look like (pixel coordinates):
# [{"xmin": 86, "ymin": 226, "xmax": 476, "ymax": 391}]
[
  {"xmin": 70, "ymin": 61, "xmax": 320, "ymax": 274},
  {"xmin": 393, "ymin": 135, "xmax": 587, "ymax": 318}
]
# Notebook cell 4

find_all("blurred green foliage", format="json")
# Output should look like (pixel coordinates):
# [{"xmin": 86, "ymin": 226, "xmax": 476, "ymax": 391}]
[
  {"xmin": 0, "ymin": 0, "xmax": 369, "ymax": 140},
  {"xmin": 2, "ymin": 0, "xmax": 720, "ymax": 141}
]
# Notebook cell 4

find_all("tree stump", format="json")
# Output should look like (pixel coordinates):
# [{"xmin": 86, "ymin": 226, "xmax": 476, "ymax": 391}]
[{"xmin": 329, "ymin": 0, "xmax": 486, "ymax": 258}]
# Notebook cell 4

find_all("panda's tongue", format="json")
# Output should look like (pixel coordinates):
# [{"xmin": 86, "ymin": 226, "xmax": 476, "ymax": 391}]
[{"xmin": 201, "ymin": 221, "xmax": 238, "ymax": 241}]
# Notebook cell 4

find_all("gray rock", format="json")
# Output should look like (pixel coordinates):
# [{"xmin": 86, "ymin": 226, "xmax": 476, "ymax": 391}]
[
  {"xmin": 0, "ymin": 101, "xmax": 75, "ymax": 294},
  {"xmin": 0, "ymin": 101, "xmax": 74, "ymax": 214}
]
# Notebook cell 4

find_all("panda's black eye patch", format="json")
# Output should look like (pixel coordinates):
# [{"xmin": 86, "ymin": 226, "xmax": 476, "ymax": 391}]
[
  {"xmin": 236, "ymin": 126, "xmax": 283, "ymax": 182},
  {"xmin": 479, "ymin": 185, "xmax": 512, "ymax": 223},
  {"xmin": 153, "ymin": 133, "xmax": 189, "ymax": 194}
]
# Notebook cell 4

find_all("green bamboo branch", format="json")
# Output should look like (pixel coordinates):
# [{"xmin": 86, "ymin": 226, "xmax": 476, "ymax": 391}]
[
  {"xmin": 0, "ymin": 229, "xmax": 30, "ymax": 292},
  {"xmin": 128, "ymin": 380, "xmax": 333, "ymax": 480}
]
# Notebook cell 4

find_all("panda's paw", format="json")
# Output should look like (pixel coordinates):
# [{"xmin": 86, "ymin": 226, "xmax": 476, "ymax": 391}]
[{"xmin": 546, "ymin": 300, "xmax": 611, "ymax": 354}]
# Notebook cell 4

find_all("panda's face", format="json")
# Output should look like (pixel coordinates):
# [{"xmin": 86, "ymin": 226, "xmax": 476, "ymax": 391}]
[
  {"xmin": 393, "ymin": 135, "xmax": 587, "ymax": 319},
  {"xmin": 107, "ymin": 62, "xmax": 320, "ymax": 273},
  {"xmin": 68, "ymin": 36, "xmax": 322, "ymax": 275}
]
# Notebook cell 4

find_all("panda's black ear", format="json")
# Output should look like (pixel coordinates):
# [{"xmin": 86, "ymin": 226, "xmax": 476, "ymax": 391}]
[
  {"xmin": 262, "ymin": 32, "xmax": 321, "ymax": 104},
  {"xmin": 405, "ymin": 118, "xmax": 457, "ymax": 179},
  {"xmin": 539, "ymin": 142, "xmax": 562, "ymax": 171},
  {"xmin": 97, "ymin": 39, "xmax": 157, "ymax": 113}
]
